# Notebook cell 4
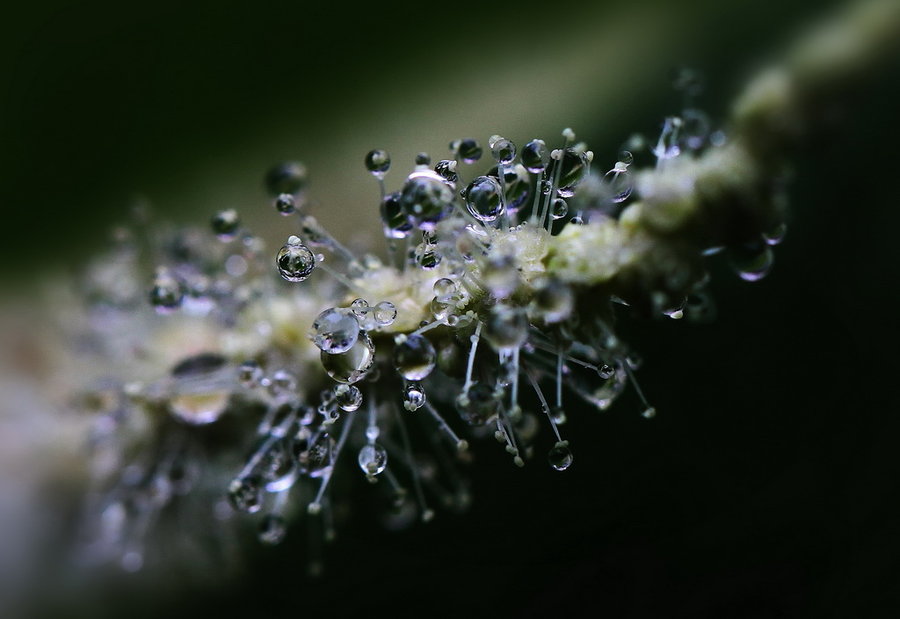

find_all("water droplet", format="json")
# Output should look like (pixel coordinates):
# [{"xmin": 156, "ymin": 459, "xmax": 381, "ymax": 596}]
[
  {"xmin": 434, "ymin": 159, "xmax": 458, "ymax": 183},
  {"xmin": 312, "ymin": 308, "xmax": 360, "ymax": 354},
  {"xmin": 378, "ymin": 191, "xmax": 413, "ymax": 239},
  {"xmin": 265, "ymin": 161, "xmax": 307, "ymax": 196},
  {"xmin": 641, "ymin": 406, "xmax": 657, "ymax": 419},
  {"xmin": 276, "ymin": 236, "xmax": 316, "ymax": 282},
  {"xmin": 484, "ymin": 304, "xmax": 528, "ymax": 350},
  {"xmin": 730, "ymin": 244, "xmax": 774, "ymax": 282},
  {"xmin": 618, "ymin": 150, "xmax": 634, "ymax": 166},
  {"xmin": 268, "ymin": 369, "xmax": 297, "ymax": 397},
  {"xmin": 358, "ymin": 444, "xmax": 388, "ymax": 477},
  {"xmin": 455, "ymin": 138, "xmax": 482, "ymax": 164},
  {"xmin": 763, "ymin": 222, "xmax": 787, "ymax": 246},
  {"xmin": 298, "ymin": 432, "xmax": 335, "ymax": 478},
  {"xmin": 482, "ymin": 254, "xmax": 519, "ymax": 299},
  {"xmin": 549, "ymin": 406, "xmax": 567, "ymax": 425},
  {"xmin": 320, "ymin": 332, "xmax": 376, "ymax": 384},
  {"xmin": 551, "ymin": 197, "xmax": 568, "ymax": 220},
  {"xmin": 365, "ymin": 149, "xmax": 391, "ymax": 178},
  {"xmin": 597, "ymin": 364, "xmax": 615, "ymax": 380},
  {"xmin": 274, "ymin": 193, "xmax": 296, "ymax": 215},
  {"xmin": 521, "ymin": 139, "xmax": 550, "ymax": 173},
  {"xmin": 238, "ymin": 360, "xmax": 263, "ymax": 388},
  {"xmin": 455, "ymin": 383, "xmax": 500, "ymax": 425},
  {"xmin": 489, "ymin": 135, "xmax": 516, "ymax": 165},
  {"xmin": 259, "ymin": 514, "xmax": 287, "ymax": 545},
  {"xmin": 550, "ymin": 148, "xmax": 589, "ymax": 198},
  {"xmin": 548, "ymin": 441, "xmax": 573, "ymax": 471},
  {"xmin": 334, "ymin": 384, "xmax": 362, "ymax": 412},
  {"xmin": 489, "ymin": 164, "xmax": 531, "ymax": 213},
  {"xmin": 211, "ymin": 209, "xmax": 240, "ymax": 241},
  {"xmin": 374, "ymin": 301, "xmax": 397, "ymax": 326},
  {"xmin": 403, "ymin": 382, "xmax": 426, "ymax": 411},
  {"xmin": 415, "ymin": 152, "xmax": 431, "ymax": 166},
  {"xmin": 399, "ymin": 170, "xmax": 454, "ymax": 231},
  {"xmin": 603, "ymin": 167, "xmax": 633, "ymax": 203},
  {"xmin": 681, "ymin": 109, "xmax": 710, "ymax": 150},
  {"xmin": 150, "ymin": 268, "xmax": 183, "ymax": 314},
  {"xmin": 464, "ymin": 175, "xmax": 505, "ymax": 222},
  {"xmin": 393, "ymin": 333, "xmax": 436, "ymax": 380},
  {"xmin": 529, "ymin": 276, "xmax": 573, "ymax": 324},
  {"xmin": 228, "ymin": 476, "xmax": 262, "ymax": 513}
]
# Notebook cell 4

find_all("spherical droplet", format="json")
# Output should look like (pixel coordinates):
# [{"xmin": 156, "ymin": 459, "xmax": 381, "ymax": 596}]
[
  {"xmin": 312, "ymin": 308, "xmax": 360, "ymax": 354},
  {"xmin": 603, "ymin": 168, "xmax": 633, "ymax": 203},
  {"xmin": 320, "ymin": 332, "xmax": 376, "ymax": 384},
  {"xmin": 551, "ymin": 149, "xmax": 589, "ymax": 198},
  {"xmin": 238, "ymin": 360, "xmax": 263, "ymax": 388},
  {"xmin": 358, "ymin": 444, "xmax": 388, "ymax": 477},
  {"xmin": 211, "ymin": 209, "xmax": 240, "ymax": 241},
  {"xmin": 455, "ymin": 383, "xmax": 500, "ymax": 425},
  {"xmin": 228, "ymin": 476, "xmax": 262, "ymax": 513},
  {"xmin": 399, "ymin": 170, "xmax": 454, "ymax": 231},
  {"xmin": 415, "ymin": 152, "xmax": 431, "ymax": 166},
  {"xmin": 374, "ymin": 301, "xmax": 397, "ymax": 326},
  {"xmin": 403, "ymin": 382, "xmax": 426, "ymax": 411},
  {"xmin": 455, "ymin": 138, "xmax": 482, "ymax": 164},
  {"xmin": 551, "ymin": 197, "xmax": 568, "ymax": 220},
  {"xmin": 464, "ymin": 175, "xmax": 505, "ymax": 222},
  {"xmin": 258, "ymin": 514, "xmax": 287, "ymax": 545},
  {"xmin": 489, "ymin": 135, "xmax": 516, "ymax": 165},
  {"xmin": 529, "ymin": 276, "xmax": 573, "ymax": 324},
  {"xmin": 730, "ymin": 244, "xmax": 774, "ymax": 282},
  {"xmin": 484, "ymin": 304, "xmax": 529, "ymax": 350},
  {"xmin": 274, "ymin": 193, "xmax": 296, "ymax": 215},
  {"xmin": 365, "ymin": 149, "xmax": 391, "ymax": 178},
  {"xmin": 393, "ymin": 333, "xmax": 436, "ymax": 381},
  {"xmin": 548, "ymin": 441, "xmax": 573, "ymax": 471},
  {"xmin": 334, "ymin": 384, "xmax": 363, "ymax": 412},
  {"xmin": 150, "ymin": 268, "xmax": 183, "ymax": 314},
  {"xmin": 433, "ymin": 277, "xmax": 457, "ymax": 300},
  {"xmin": 265, "ymin": 161, "xmax": 307, "ymax": 196},
  {"xmin": 521, "ymin": 139, "xmax": 550, "ymax": 173},
  {"xmin": 276, "ymin": 237, "xmax": 316, "ymax": 282},
  {"xmin": 482, "ymin": 254, "xmax": 519, "ymax": 299},
  {"xmin": 380, "ymin": 191, "xmax": 413, "ymax": 239}
]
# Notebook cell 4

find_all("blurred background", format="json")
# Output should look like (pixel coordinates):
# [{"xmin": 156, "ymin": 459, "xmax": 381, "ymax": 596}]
[{"xmin": 2, "ymin": 0, "xmax": 900, "ymax": 617}]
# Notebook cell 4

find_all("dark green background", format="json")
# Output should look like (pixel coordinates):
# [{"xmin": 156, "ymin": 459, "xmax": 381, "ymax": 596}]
[{"xmin": 4, "ymin": 0, "xmax": 900, "ymax": 617}]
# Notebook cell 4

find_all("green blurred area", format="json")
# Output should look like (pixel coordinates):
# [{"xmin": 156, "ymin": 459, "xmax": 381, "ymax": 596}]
[{"xmin": 0, "ymin": 0, "xmax": 845, "ymax": 281}]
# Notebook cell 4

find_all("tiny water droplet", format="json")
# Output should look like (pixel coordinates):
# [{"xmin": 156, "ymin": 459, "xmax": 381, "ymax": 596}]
[
  {"xmin": 365, "ymin": 149, "xmax": 391, "ymax": 178},
  {"xmin": 358, "ymin": 444, "xmax": 388, "ymax": 477},
  {"xmin": 548, "ymin": 441, "xmax": 573, "ymax": 471}
]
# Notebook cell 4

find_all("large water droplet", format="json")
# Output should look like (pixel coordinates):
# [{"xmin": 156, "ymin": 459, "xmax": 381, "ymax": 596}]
[
  {"xmin": 454, "ymin": 138, "xmax": 482, "ymax": 164},
  {"xmin": 320, "ymin": 332, "xmax": 376, "ymax": 384},
  {"xmin": 489, "ymin": 135, "xmax": 516, "ymax": 165},
  {"xmin": 550, "ymin": 148, "xmax": 589, "ymax": 198},
  {"xmin": 548, "ymin": 441, "xmax": 573, "ymax": 471},
  {"xmin": 521, "ymin": 139, "xmax": 550, "ymax": 173},
  {"xmin": 399, "ymin": 170, "xmax": 454, "ymax": 231},
  {"xmin": 265, "ymin": 161, "xmax": 307, "ymax": 196},
  {"xmin": 464, "ymin": 175, "xmax": 505, "ymax": 222},
  {"xmin": 334, "ymin": 384, "xmax": 363, "ymax": 412},
  {"xmin": 393, "ymin": 333, "xmax": 436, "ymax": 381},
  {"xmin": 358, "ymin": 444, "xmax": 388, "ymax": 477},
  {"xmin": 211, "ymin": 209, "xmax": 240, "ymax": 241},
  {"xmin": 276, "ymin": 236, "xmax": 316, "ymax": 282},
  {"xmin": 312, "ymin": 308, "xmax": 360, "ymax": 354}
]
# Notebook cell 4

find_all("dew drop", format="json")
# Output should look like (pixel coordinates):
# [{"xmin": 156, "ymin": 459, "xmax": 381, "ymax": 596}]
[
  {"xmin": 730, "ymin": 244, "xmax": 774, "ymax": 282},
  {"xmin": 415, "ymin": 152, "xmax": 431, "ymax": 166},
  {"xmin": 455, "ymin": 383, "xmax": 500, "ymax": 426},
  {"xmin": 455, "ymin": 138, "xmax": 483, "ymax": 164},
  {"xmin": 239, "ymin": 360, "xmax": 263, "ymax": 388},
  {"xmin": 265, "ymin": 161, "xmax": 307, "ymax": 196},
  {"xmin": 334, "ymin": 384, "xmax": 363, "ymax": 412},
  {"xmin": 373, "ymin": 301, "xmax": 397, "ymax": 326},
  {"xmin": 521, "ymin": 139, "xmax": 550, "ymax": 173},
  {"xmin": 464, "ymin": 175, "xmax": 505, "ymax": 222},
  {"xmin": 529, "ymin": 276, "xmax": 573, "ymax": 324},
  {"xmin": 312, "ymin": 308, "xmax": 360, "ymax": 354},
  {"xmin": 365, "ymin": 149, "xmax": 391, "ymax": 179},
  {"xmin": 484, "ymin": 304, "xmax": 528, "ymax": 350},
  {"xmin": 403, "ymin": 382, "xmax": 426, "ymax": 411},
  {"xmin": 550, "ymin": 148, "xmax": 589, "ymax": 198},
  {"xmin": 276, "ymin": 236, "xmax": 316, "ymax": 282},
  {"xmin": 149, "ymin": 268, "xmax": 183, "ymax": 314},
  {"xmin": 489, "ymin": 135, "xmax": 516, "ymax": 165},
  {"xmin": 258, "ymin": 514, "xmax": 287, "ymax": 545},
  {"xmin": 603, "ymin": 167, "xmax": 633, "ymax": 203},
  {"xmin": 274, "ymin": 193, "xmax": 296, "ymax": 215},
  {"xmin": 393, "ymin": 333, "xmax": 436, "ymax": 381},
  {"xmin": 320, "ymin": 332, "xmax": 376, "ymax": 384},
  {"xmin": 228, "ymin": 476, "xmax": 262, "ymax": 513},
  {"xmin": 211, "ymin": 209, "xmax": 240, "ymax": 241},
  {"xmin": 548, "ymin": 441, "xmax": 573, "ymax": 471},
  {"xmin": 358, "ymin": 444, "xmax": 388, "ymax": 477},
  {"xmin": 399, "ymin": 170, "xmax": 455, "ymax": 231},
  {"xmin": 551, "ymin": 197, "xmax": 568, "ymax": 220},
  {"xmin": 298, "ymin": 432, "xmax": 335, "ymax": 478},
  {"xmin": 380, "ymin": 191, "xmax": 413, "ymax": 239}
]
